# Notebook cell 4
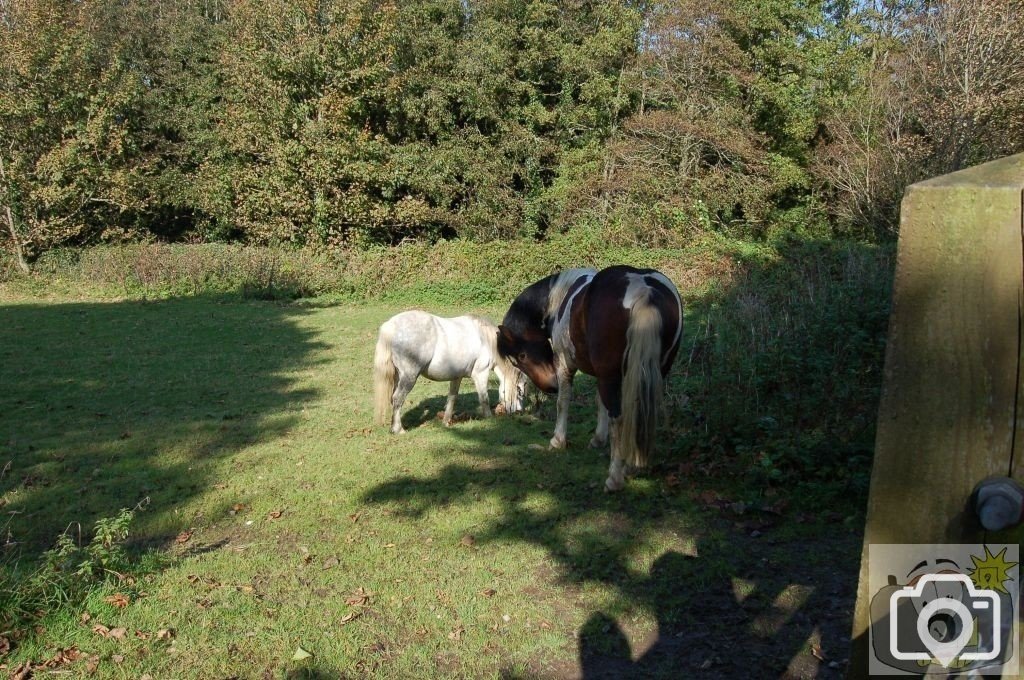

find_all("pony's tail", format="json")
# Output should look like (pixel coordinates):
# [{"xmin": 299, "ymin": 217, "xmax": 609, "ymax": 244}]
[
  {"xmin": 373, "ymin": 323, "xmax": 398, "ymax": 426},
  {"xmin": 619, "ymin": 290, "xmax": 663, "ymax": 469}
]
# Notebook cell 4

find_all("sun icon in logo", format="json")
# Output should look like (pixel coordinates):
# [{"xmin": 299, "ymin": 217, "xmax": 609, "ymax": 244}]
[{"xmin": 968, "ymin": 546, "xmax": 1018, "ymax": 594}]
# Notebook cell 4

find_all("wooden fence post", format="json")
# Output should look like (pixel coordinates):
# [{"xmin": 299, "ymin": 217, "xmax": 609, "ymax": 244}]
[{"xmin": 848, "ymin": 154, "xmax": 1024, "ymax": 677}]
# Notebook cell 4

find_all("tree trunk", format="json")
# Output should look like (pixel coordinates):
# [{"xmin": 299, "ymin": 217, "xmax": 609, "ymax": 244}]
[{"xmin": 0, "ymin": 154, "xmax": 30, "ymax": 274}]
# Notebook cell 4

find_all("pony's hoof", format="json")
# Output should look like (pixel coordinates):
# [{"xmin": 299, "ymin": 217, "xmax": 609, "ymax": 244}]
[
  {"xmin": 589, "ymin": 436, "xmax": 607, "ymax": 449},
  {"xmin": 549, "ymin": 436, "xmax": 566, "ymax": 449},
  {"xmin": 391, "ymin": 427, "xmax": 406, "ymax": 435},
  {"xmin": 604, "ymin": 476, "xmax": 624, "ymax": 492}
]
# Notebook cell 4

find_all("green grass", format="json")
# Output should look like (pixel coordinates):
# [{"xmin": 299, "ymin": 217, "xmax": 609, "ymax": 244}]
[
  {"xmin": 0, "ymin": 292, "xmax": 864, "ymax": 680},
  {"xmin": 0, "ymin": 237, "xmax": 889, "ymax": 677}
]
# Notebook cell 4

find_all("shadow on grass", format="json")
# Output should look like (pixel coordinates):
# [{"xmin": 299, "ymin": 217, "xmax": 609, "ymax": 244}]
[
  {"xmin": 0, "ymin": 295, "xmax": 326, "ymax": 610},
  {"xmin": 363, "ymin": 237, "xmax": 892, "ymax": 678},
  {"xmin": 365, "ymin": 392, "xmax": 858, "ymax": 679}
]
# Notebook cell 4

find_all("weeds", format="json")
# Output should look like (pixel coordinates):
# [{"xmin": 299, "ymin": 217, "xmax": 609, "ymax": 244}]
[
  {"xmin": 678, "ymin": 237, "xmax": 893, "ymax": 503},
  {"xmin": 0, "ymin": 509, "xmax": 140, "ymax": 630}
]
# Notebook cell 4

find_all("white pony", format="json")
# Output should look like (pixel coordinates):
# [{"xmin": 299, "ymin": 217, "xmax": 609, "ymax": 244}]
[{"xmin": 373, "ymin": 311, "xmax": 527, "ymax": 434}]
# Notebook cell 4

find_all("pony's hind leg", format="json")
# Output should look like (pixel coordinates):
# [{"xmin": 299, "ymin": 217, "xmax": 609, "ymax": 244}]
[
  {"xmin": 590, "ymin": 394, "xmax": 609, "ymax": 449},
  {"xmin": 443, "ymin": 377, "xmax": 463, "ymax": 426},
  {"xmin": 605, "ymin": 419, "xmax": 626, "ymax": 492},
  {"xmin": 471, "ymin": 370, "xmax": 492, "ymax": 419},
  {"xmin": 390, "ymin": 371, "xmax": 418, "ymax": 434}
]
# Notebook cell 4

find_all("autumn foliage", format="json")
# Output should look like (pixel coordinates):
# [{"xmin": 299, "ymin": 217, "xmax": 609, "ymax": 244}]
[{"xmin": 1, "ymin": 0, "xmax": 1022, "ymax": 260}]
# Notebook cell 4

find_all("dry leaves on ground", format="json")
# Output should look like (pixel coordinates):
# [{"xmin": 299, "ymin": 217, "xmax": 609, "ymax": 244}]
[{"xmin": 345, "ymin": 587, "xmax": 370, "ymax": 606}]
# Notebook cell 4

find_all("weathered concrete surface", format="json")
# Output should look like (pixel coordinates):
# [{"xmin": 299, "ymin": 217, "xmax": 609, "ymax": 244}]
[{"xmin": 849, "ymin": 154, "xmax": 1024, "ymax": 678}]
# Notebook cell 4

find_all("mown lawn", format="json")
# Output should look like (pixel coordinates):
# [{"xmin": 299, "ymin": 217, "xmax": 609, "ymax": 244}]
[{"xmin": 0, "ymin": 293, "xmax": 861, "ymax": 678}]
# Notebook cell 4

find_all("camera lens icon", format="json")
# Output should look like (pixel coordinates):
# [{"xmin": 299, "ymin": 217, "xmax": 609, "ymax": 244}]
[{"xmin": 890, "ymin": 573, "xmax": 1001, "ymax": 667}]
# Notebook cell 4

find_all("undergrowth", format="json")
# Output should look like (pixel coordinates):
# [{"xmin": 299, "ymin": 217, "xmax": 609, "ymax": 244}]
[{"xmin": 0, "ymin": 509, "xmax": 146, "ymax": 630}]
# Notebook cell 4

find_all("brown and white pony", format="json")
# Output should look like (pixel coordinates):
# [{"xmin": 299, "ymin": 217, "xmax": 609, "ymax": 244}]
[{"xmin": 497, "ymin": 266, "xmax": 683, "ymax": 491}]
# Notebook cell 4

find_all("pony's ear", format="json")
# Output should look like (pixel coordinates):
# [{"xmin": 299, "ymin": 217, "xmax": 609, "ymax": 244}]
[{"xmin": 496, "ymin": 324, "xmax": 516, "ymax": 353}]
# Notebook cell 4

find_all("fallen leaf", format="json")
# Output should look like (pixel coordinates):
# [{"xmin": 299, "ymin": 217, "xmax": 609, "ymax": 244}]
[
  {"xmin": 10, "ymin": 661, "xmax": 33, "ymax": 680},
  {"xmin": 104, "ymin": 593, "xmax": 130, "ymax": 608},
  {"xmin": 728, "ymin": 501, "xmax": 747, "ymax": 515},
  {"xmin": 479, "ymin": 588, "xmax": 496, "ymax": 598},
  {"xmin": 345, "ymin": 587, "xmax": 370, "ymax": 606},
  {"xmin": 109, "ymin": 627, "xmax": 127, "ymax": 640},
  {"xmin": 460, "ymin": 534, "xmax": 476, "ymax": 547},
  {"xmin": 448, "ymin": 625, "xmax": 465, "ymax": 640},
  {"xmin": 91, "ymin": 624, "xmax": 111, "ymax": 637},
  {"xmin": 41, "ymin": 646, "xmax": 79, "ymax": 668},
  {"xmin": 0, "ymin": 635, "xmax": 9, "ymax": 657},
  {"xmin": 213, "ymin": 483, "xmax": 228, "ymax": 490},
  {"xmin": 811, "ymin": 643, "xmax": 827, "ymax": 661},
  {"xmin": 156, "ymin": 628, "xmax": 175, "ymax": 641},
  {"xmin": 85, "ymin": 655, "xmax": 100, "ymax": 674},
  {"xmin": 112, "ymin": 654, "xmax": 124, "ymax": 664},
  {"xmin": 176, "ymin": 530, "xmax": 193, "ymax": 544},
  {"xmin": 383, "ymin": 542, "xmax": 395, "ymax": 548},
  {"xmin": 348, "ymin": 512, "xmax": 361, "ymax": 522},
  {"xmin": 229, "ymin": 503, "xmax": 246, "ymax": 515},
  {"xmin": 322, "ymin": 556, "xmax": 339, "ymax": 570},
  {"xmin": 292, "ymin": 646, "xmax": 313, "ymax": 661},
  {"xmin": 302, "ymin": 553, "xmax": 314, "ymax": 564},
  {"xmin": 135, "ymin": 630, "xmax": 151, "ymax": 640},
  {"xmin": 80, "ymin": 612, "xmax": 92, "ymax": 624},
  {"xmin": 539, "ymin": 620, "xmax": 553, "ymax": 630},
  {"xmin": 340, "ymin": 611, "xmax": 362, "ymax": 624},
  {"xmin": 267, "ymin": 509, "xmax": 284, "ymax": 520}
]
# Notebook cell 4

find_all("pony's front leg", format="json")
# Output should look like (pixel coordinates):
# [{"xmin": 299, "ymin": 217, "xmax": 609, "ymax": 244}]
[
  {"xmin": 590, "ymin": 394, "xmax": 609, "ymax": 449},
  {"xmin": 443, "ymin": 377, "xmax": 463, "ymax": 426},
  {"xmin": 605, "ymin": 420, "xmax": 626, "ymax": 491},
  {"xmin": 550, "ymin": 366, "xmax": 574, "ymax": 449},
  {"xmin": 472, "ymin": 370, "xmax": 492, "ymax": 419}
]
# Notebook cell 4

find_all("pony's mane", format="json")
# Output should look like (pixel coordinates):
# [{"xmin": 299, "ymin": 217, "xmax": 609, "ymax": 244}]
[
  {"xmin": 545, "ymin": 268, "xmax": 596, "ymax": 323},
  {"xmin": 469, "ymin": 315, "xmax": 520, "ymax": 380},
  {"xmin": 466, "ymin": 315, "xmax": 497, "ymax": 339},
  {"xmin": 504, "ymin": 268, "xmax": 596, "ymax": 339}
]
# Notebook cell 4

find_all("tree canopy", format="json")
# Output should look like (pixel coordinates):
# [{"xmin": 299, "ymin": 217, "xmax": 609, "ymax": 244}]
[{"xmin": 2, "ymin": 0, "xmax": 1022, "ymax": 259}]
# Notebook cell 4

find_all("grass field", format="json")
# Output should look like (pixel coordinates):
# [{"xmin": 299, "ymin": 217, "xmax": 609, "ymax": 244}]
[{"xmin": 0, "ymin": 291, "xmax": 864, "ymax": 678}]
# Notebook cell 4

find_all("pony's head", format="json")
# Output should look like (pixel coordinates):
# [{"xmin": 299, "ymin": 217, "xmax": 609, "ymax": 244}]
[
  {"xmin": 494, "ymin": 357, "xmax": 528, "ymax": 414},
  {"xmin": 497, "ymin": 325, "xmax": 558, "ymax": 394}
]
